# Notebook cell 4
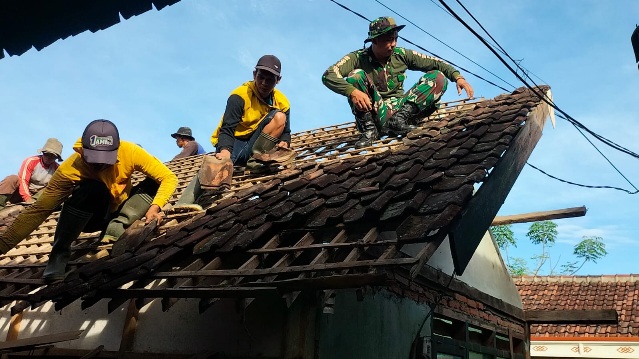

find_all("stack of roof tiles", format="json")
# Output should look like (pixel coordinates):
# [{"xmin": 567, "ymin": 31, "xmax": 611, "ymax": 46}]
[
  {"xmin": 0, "ymin": 86, "xmax": 549, "ymax": 315},
  {"xmin": 516, "ymin": 275, "xmax": 639, "ymax": 337}
]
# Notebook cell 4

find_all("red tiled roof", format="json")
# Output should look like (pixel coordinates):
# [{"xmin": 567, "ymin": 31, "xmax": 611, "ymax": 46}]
[
  {"xmin": 0, "ymin": 86, "xmax": 550, "ymax": 315},
  {"xmin": 516, "ymin": 275, "xmax": 639, "ymax": 337}
]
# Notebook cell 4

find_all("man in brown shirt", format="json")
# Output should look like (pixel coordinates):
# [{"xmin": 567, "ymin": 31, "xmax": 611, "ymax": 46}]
[{"xmin": 171, "ymin": 127, "xmax": 206, "ymax": 160}]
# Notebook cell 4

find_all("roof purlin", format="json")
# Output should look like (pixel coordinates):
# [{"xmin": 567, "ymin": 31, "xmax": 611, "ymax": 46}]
[{"xmin": 450, "ymin": 91, "xmax": 551, "ymax": 275}]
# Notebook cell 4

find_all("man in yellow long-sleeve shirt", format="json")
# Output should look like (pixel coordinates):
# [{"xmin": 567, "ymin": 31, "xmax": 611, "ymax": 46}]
[{"xmin": 0, "ymin": 119, "xmax": 178, "ymax": 282}]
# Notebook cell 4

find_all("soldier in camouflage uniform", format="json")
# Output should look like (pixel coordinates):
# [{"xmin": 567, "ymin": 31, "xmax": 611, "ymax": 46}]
[{"xmin": 322, "ymin": 16, "xmax": 474, "ymax": 148}]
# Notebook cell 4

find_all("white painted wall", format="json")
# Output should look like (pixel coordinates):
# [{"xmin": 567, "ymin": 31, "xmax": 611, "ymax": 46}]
[
  {"xmin": 1, "ymin": 295, "xmax": 285, "ymax": 356},
  {"xmin": 1, "ymin": 300, "xmax": 126, "ymax": 351},
  {"xmin": 1, "ymin": 231, "xmax": 520, "ymax": 354},
  {"xmin": 403, "ymin": 231, "xmax": 523, "ymax": 308},
  {"xmin": 531, "ymin": 340, "xmax": 639, "ymax": 358}
]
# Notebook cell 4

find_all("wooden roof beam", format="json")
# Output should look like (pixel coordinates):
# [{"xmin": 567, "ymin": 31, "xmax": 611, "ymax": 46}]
[
  {"xmin": 491, "ymin": 206, "xmax": 587, "ymax": 226},
  {"xmin": 525, "ymin": 309, "xmax": 618, "ymax": 324},
  {"xmin": 450, "ymin": 91, "xmax": 551, "ymax": 275},
  {"xmin": 0, "ymin": 330, "xmax": 83, "ymax": 352}
]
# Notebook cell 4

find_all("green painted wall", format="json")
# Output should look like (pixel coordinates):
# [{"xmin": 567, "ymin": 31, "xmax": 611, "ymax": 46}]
[{"xmin": 318, "ymin": 289, "xmax": 432, "ymax": 358}]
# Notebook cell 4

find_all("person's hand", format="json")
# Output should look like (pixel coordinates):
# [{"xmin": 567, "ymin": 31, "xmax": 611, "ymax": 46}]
[
  {"xmin": 277, "ymin": 141, "xmax": 289, "ymax": 148},
  {"xmin": 456, "ymin": 77, "xmax": 474, "ymax": 99},
  {"xmin": 349, "ymin": 89, "xmax": 373, "ymax": 112},
  {"xmin": 144, "ymin": 204, "xmax": 163, "ymax": 225},
  {"xmin": 215, "ymin": 149, "xmax": 231, "ymax": 160}
]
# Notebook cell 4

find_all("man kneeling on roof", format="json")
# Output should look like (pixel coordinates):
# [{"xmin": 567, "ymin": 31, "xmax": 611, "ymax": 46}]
[
  {"xmin": 0, "ymin": 120, "xmax": 178, "ymax": 283},
  {"xmin": 0, "ymin": 138, "xmax": 63, "ymax": 209},
  {"xmin": 173, "ymin": 55, "xmax": 295, "ymax": 211}
]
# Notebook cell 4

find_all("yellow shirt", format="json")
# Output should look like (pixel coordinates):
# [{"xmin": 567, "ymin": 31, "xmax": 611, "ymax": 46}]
[
  {"xmin": 210, "ymin": 81, "xmax": 290, "ymax": 146},
  {"xmin": 0, "ymin": 140, "xmax": 177, "ymax": 250}
]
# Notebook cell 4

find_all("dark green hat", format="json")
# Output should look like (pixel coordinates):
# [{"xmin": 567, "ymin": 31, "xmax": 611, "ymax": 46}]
[{"xmin": 365, "ymin": 16, "xmax": 405, "ymax": 43}]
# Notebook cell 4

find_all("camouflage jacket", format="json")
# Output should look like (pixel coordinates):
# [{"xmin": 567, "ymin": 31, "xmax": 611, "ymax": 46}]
[{"xmin": 322, "ymin": 46, "xmax": 461, "ymax": 99}]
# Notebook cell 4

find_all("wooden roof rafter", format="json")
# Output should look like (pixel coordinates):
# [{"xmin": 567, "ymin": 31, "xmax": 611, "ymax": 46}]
[{"xmin": 86, "ymin": 226, "xmax": 415, "ymax": 313}]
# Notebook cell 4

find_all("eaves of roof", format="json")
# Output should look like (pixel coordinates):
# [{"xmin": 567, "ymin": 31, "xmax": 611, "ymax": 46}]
[{"xmin": 0, "ymin": 0, "xmax": 181, "ymax": 59}]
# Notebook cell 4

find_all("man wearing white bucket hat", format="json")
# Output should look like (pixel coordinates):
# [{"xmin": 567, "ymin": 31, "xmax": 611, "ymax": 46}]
[{"xmin": 0, "ymin": 138, "xmax": 63, "ymax": 208}]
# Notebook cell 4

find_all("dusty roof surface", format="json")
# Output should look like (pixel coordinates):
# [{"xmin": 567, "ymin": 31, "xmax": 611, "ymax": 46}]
[
  {"xmin": 0, "ymin": 0, "xmax": 180, "ymax": 59},
  {"xmin": 0, "ymin": 86, "xmax": 550, "ymax": 314},
  {"xmin": 516, "ymin": 275, "xmax": 639, "ymax": 337}
]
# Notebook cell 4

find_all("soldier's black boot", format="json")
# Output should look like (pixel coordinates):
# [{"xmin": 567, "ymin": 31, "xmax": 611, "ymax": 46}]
[
  {"xmin": 386, "ymin": 102, "xmax": 419, "ymax": 135},
  {"xmin": 354, "ymin": 112, "xmax": 379, "ymax": 148}
]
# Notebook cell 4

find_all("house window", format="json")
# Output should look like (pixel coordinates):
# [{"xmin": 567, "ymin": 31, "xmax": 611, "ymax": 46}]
[
  {"xmin": 469, "ymin": 352, "xmax": 492, "ymax": 359},
  {"xmin": 431, "ymin": 314, "xmax": 525, "ymax": 359},
  {"xmin": 438, "ymin": 354, "xmax": 464, "ymax": 359}
]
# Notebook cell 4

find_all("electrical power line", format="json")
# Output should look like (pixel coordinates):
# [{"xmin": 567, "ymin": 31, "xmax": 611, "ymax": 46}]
[
  {"xmin": 373, "ymin": 0, "xmax": 517, "ymax": 90},
  {"xmin": 447, "ymin": 0, "xmax": 637, "ymax": 192},
  {"xmin": 452, "ymin": 0, "xmax": 549, "ymax": 87},
  {"xmin": 374, "ymin": 0, "xmax": 638, "ymax": 193},
  {"xmin": 326, "ymin": 0, "xmax": 638, "ymax": 194},
  {"xmin": 437, "ymin": 0, "xmax": 639, "ymax": 193},
  {"xmin": 327, "ymin": 0, "xmax": 511, "ymax": 92},
  {"xmin": 526, "ymin": 163, "xmax": 638, "ymax": 194}
]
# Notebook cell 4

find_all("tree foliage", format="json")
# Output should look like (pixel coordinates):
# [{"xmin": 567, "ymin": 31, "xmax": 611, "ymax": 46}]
[
  {"xmin": 526, "ymin": 221, "xmax": 558, "ymax": 275},
  {"xmin": 574, "ymin": 236, "xmax": 607, "ymax": 263},
  {"xmin": 491, "ymin": 221, "xmax": 607, "ymax": 276},
  {"xmin": 526, "ymin": 221, "xmax": 558, "ymax": 246},
  {"xmin": 492, "ymin": 224, "xmax": 516, "ymax": 250},
  {"xmin": 507, "ymin": 257, "xmax": 528, "ymax": 276}
]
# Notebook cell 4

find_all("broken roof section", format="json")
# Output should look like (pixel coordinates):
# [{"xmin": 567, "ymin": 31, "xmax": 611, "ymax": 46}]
[
  {"xmin": 0, "ymin": 0, "xmax": 181, "ymax": 60},
  {"xmin": 0, "ymin": 85, "xmax": 551, "ymax": 315}
]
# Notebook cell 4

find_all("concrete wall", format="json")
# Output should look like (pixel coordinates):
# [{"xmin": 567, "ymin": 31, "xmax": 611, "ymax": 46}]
[
  {"xmin": 1, "ymin": 295, "xmax": 285, "ymax": 357},
  {"xmin": 531, "ymin": 339, "xmax": 639, "ymax": 358},
  {"xmin": 403, "ymin": 232, "xmax": 523, "ymax": 308},
  {"xmin": 318, "ymin": 289, "xmax": 432, "ymax": 358}
]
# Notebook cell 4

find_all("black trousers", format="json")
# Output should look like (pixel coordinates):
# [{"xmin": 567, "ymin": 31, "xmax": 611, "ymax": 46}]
[{"xmin": 65, "ymin": 178, "xmax": 159, "ymax": 233}]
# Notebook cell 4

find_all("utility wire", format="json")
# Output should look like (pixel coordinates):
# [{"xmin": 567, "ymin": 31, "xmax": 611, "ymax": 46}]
[
  {"xmin": 526, "ymin": 163, "xmax": 638, "ymax": 194},
  {"xmin": 373, "ymin": 0, "xmax": 517, "ymax": 90},
  {"xmin": 451, "ymin": 0, "xmax": 636, "ymax": 192},
  {"xmin": 413, "ymin": 272, "xmax": 456, "ymax": 346},
  {"xmin": 427, "ymin": 0, "xmax": 548, "ymax": 86},
  {"xmin": 428, "ymin": 0, "xmax": 454, "ymax": 18},
  {"xmin": 327, "ymin": 0, "xmax": 638, "ymax": 194},
  {"xmin": 327, "ymin": 0, "xmax": 510, "ymax": 92},
  {"xmin": 441, "ymin": 0, "xmax": 639, "ymax": 162},
  {"xmin": 438, "ymin": 0, "xmax": 639, "ymax": 193},
  {"xmin": 327, "ymin": 0, "xmax": 369, "ymax": 22},
  {"xmin": 453, "ymin": 0, "xmax": 549, "ymax": 86}
]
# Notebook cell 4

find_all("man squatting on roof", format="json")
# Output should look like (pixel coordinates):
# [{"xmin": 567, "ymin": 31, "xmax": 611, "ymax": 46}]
[
  {"xmin": 0, "ymin": 138, "xmax": 63, "ymax": 208},
  {"xmin": 322, "ymin": 16, "xmax": 474, "ymax": 148},
  {"xmin": 171, "ymin": 126, "xmax": 207, "ymax": 160},
  {"xmin": 175, "ymin": 54, "xmax": 291, "ymax": 207},
  {"xmin": 0, "ymin": 120, "xmax": 178, "ymax": 282}
]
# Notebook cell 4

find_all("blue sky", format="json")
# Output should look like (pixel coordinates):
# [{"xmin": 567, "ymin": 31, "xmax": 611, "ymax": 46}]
[{"xmin": 1, "ymin": 0, "xmax": 638, "ymax": 275}]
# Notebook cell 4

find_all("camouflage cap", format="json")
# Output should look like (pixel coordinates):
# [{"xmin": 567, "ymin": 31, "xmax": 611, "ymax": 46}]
[{"xmin": 365, "ymin": 16, "xmax": 406, "ymax": 43}]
